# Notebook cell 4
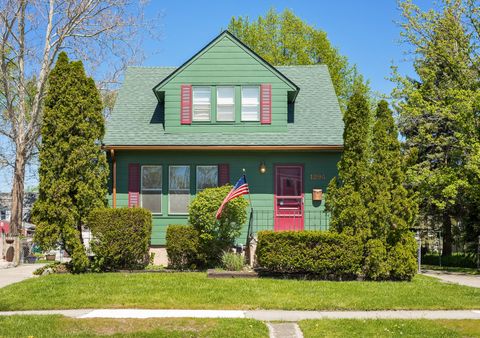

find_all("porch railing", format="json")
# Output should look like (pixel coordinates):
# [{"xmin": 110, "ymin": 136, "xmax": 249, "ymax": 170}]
[{"xmin": 246, "ymin": 208, "xmax": 331, "ymax": 240}]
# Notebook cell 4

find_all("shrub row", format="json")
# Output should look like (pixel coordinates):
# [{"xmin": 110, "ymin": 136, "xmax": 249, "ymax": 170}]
[
  {"xmin": 421, "ymin": 253, "xmax": 477, "ymax": 268},
  {"xmin": 256, "ymin": 231, "xmax": 363, "ymax": 279},
  {"xmin": 88, "ymin": 208, "xmax": 152, "ymax": 271}
]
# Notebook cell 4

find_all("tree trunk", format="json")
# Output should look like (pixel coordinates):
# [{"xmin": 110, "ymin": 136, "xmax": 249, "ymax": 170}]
[
  {"xmin": 442, "ymin": 212, "xmax": 453, "ymax": 256},
  {"xmin": 9, "ymin": 152, "xmax": 26, "ymax": 265}
]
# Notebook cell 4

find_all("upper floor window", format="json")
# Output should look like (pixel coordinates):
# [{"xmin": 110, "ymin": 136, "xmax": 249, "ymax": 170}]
[
  {"xmin": 192, "ymin": 87, "xmax": 211, "ymax": 121},
  {"xmin": 0, "ymin": 209, "xmax": 6, "ymax": 220},
  {"xmin": 241, "ymin": 86, "xmax": 260, "ymax": 121},
  {"xmin": 216, "ymin": 87, "xmax": 235, "ymax": 121},
  {"xmin": 141, "ymin": 165, "xmax": 162, "ymax": 214}
]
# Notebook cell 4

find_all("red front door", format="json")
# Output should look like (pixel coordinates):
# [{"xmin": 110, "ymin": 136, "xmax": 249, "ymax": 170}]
[{"xmin": 274, "ymin": 165, "xmax": 304, "ymax": 231}]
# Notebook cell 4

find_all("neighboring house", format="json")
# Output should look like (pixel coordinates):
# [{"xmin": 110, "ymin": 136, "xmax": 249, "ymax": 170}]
[
  {"xmin": 0, "ymin": 192, "xmax": 37, "ymax": 225},
  {"xmin": 104, "ymin": 31, "xmax": 343, "ymax": 264}
]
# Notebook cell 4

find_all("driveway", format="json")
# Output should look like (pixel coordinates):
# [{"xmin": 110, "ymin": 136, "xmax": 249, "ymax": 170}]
[
  {"xmin": 422, "ymin": 269, "xmax": 480, "ymax": 288},
  {"xmin": 0, "ymin": 264, "xmax": 43, "ymax": 288}
]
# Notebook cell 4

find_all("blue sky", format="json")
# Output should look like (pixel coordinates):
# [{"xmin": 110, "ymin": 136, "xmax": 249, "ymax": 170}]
[{"xmin": 0, "ymin": 0, "xmax": 435, "ymax": 192}]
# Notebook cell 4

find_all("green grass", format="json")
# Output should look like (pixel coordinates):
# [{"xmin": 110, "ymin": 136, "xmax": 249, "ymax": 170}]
[
  {"xmin": 0, "ymin": 315, "xmax": 268, "ymax": 337},
  {"xmin": 0, "ymin": 273, "xmax": 479, "ymax": 311},
  {"xmin": 422, "ymin": 264, "xmax": 480, "ymax": 275},
  {"xmin": 299, "ymin": 319, "xmax": 480, "ymax": 337}
]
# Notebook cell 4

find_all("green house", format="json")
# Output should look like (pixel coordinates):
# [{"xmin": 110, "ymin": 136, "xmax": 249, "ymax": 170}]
[{"xmin": 104, "ymin": 31, "xmax": 343, "ymax": 265}]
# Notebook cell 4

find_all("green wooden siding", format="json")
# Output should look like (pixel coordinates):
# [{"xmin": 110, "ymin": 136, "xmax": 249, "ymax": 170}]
[
  {"xmin": 110, "ymin": 150, "xmax": 340, "ymax": 246},
  {"xmin": 159, "ymin": 35, "xmax": 292, "ymax": 133}
]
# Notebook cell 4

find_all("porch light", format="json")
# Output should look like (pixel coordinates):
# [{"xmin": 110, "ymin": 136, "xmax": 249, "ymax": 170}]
[{"xmin": 259, "ymin": 162, "xmax": 267, "ymax": 174}]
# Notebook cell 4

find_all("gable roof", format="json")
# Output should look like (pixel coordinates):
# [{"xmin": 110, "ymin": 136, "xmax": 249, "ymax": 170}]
[
  {"xmin": 152, "ymin": 30, "xmax": 299, "ymax": 97},
  {"xmin": 104, "ymin": 65, "xmax": 343, "ymax": 147}
]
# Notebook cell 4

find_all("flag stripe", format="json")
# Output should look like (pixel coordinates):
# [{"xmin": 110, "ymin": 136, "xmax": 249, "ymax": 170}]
[{"xmin": 215, "ymin": 176, "xmax": 249, "ymax": 219}]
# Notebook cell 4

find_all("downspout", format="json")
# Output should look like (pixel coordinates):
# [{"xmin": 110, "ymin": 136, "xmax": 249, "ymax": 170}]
[{"xmin": 111, "ymin": 149, "xmax": 116, "ymax": 208}]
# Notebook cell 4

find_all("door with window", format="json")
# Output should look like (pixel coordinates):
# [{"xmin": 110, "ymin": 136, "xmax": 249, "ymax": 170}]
[{"xmin": 274, "ymin": 165, "xmax": 304, "ymax": 231}]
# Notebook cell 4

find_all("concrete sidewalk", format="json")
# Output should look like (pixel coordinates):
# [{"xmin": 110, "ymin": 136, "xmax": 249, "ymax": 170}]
[
  {"xmin": 422, "ymin": 269, "xmax": 480, "ymax": 288},
  {"xmin": 0, "ymin": 264, "xmax": 43, "ymax": 288},
  {"xmin": 1, "ymin": 309, "xmax": 480, "ymax": 321}
]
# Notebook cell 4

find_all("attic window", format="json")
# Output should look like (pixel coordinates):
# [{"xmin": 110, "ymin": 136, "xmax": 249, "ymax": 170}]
[
  {"xmin": 241, "ymin": 86, "xmax": 260, "ymax": 121},
  {"xmin": 217, "ymin": 87, "xmax": 235, "ymax": 121},
  {"xmin": 192, "ymin": 87, "xmax": 211, "ymax": 121}
]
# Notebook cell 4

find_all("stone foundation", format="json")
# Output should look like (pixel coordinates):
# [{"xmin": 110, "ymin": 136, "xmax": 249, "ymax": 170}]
[{"xmin": 149, "ymin": 247, "xmax": 168, "ymax": 267}]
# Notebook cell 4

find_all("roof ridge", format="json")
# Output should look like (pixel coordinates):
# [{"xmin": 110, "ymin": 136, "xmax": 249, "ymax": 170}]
[{"xmin": 276, "ymin": 64, "xmax": 327, "ymax": 68}]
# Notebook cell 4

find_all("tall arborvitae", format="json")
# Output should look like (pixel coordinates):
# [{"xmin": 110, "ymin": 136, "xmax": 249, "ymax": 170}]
[
  {"xmin": 327, "ymin": 79, "xmax": 371, "ymax": 241},
  {"xmin": 33, "ymin": 52, "xmax": 108, "ymax": 272},
  {"xmin": 364, "ymin": 100, "xmax": 418, "ymax": 280}
]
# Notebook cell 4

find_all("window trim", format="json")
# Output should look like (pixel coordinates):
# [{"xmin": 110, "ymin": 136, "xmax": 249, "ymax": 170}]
[
  {"xmin": 241, "ymin": 86, "xmax": 260, "ymax": 122},
  {"xmin": 192, "ymin": 86, "xmax": 211, "ymax": 122},
  {"xmin": 168, "ymin": 165, "xmax": 191, "ymax": 215},
  {"xmin": 140, "ymin": 165, "xmax": 162, "ymax": 215},
  {"xmin": 216, "ymin": 86, "xmax": 235, "ymax": 122},
  {"xmin": 196, "ymin": 165, "xmax": 219, "ymax": 192}
]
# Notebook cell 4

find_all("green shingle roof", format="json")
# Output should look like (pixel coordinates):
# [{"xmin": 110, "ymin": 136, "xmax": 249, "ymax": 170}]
[{"xmin": 104, "ymin": 65, "xmax": 343, "ymax": 146}]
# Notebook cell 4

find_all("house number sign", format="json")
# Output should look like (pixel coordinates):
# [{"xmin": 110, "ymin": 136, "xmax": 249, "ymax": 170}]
[{"xmin": 310, "ymin": 174, "xmax": 325, "ymax": 181}]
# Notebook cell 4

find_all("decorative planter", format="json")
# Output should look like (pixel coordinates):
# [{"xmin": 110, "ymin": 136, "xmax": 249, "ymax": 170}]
[
  {"xmin": 45, "ymin": 254, "xmax": 56, "ymax": 261},
  {"xmin": 5, "ymin": 238, "xmax": 14, "ymax": 244},
  {"xmin": 26, "ymin": 256, "xmax": 37, "ymax": 264}
]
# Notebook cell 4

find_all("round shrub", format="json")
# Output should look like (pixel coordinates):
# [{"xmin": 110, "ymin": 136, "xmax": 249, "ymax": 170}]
[
  {"xmin": 166, "ymin": 225, "xmax": 200, "ymax": 270},
  {"xmin": 188, "ymin": 185, "xmax": 248, "ymax": 267},
  {"xmin": 364, "ymin": 239, "xmax": 390, "ymax": 280},
  {"xmin": 88, "ymin": 207, "xmax": 152, "ymax": 271},
  {"xmin": 388, "ymin": 232, "xmax": 417, "ymax": 281}
]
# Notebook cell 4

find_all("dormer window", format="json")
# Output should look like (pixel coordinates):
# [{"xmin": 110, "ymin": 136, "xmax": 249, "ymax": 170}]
[
  {"xmin": 192, "ymin": 86, "xmax": 211, "ymax": 121},
  {"xmin": 216, "ymin": 87, "xmax": 235, "ymax": 121},
  {"xmin": 241, "ymin": 86, "xmax": 260, "ymax": 121}
]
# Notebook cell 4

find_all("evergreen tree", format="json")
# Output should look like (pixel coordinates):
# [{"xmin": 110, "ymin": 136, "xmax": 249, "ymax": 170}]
[
  {"xmin": 228, "ymin": 9, "xmax": 359, "ymax": 110},
  {"xmin": 33, "ymin": 52, "xmax": 108, "ymax": 272},
  {"xmin": 364, "ymin": 100, "xmax": 418, "ymax": 280},
  {"xmin": 327, "ymin": 79, "xmax": 371, "ymax": 241},
  {"xmin": 394, "ymin": 0, "xmax": 480, "ymax": 255}
]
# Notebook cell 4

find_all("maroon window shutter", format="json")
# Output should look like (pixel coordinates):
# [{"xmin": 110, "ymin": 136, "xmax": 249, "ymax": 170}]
[
  {"xmin": 128, "ymin": 163, "xmax": 140, "ymax": 207},
  {"xmin": 218, "ymin": 164, "xmax": 230, "ymax": 186},
  {"xmin": 260, "ymin": 84, "xmax": 272, "ymax": 124},
  {"xmin": 180, "ymin": 84, "xmax": 192, "ymax": 125}
]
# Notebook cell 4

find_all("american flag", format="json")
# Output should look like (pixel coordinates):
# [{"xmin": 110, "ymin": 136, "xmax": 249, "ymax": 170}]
[{"xmin": 215, "ymin": 175, "xmax": 249, "ymax": 219}]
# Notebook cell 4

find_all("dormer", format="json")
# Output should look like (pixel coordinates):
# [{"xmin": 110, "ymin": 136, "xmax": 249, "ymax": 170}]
[{"xmin": 152, "ymin": 31, "xmax": 299, "ymax": 133}]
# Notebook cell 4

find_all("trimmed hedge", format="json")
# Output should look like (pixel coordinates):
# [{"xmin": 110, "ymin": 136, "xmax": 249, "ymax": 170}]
[
  {"xmin": 256, "ymin": 231, "xmax": 363, "ymax": 279},
  {"xmin": 422, "ymin": 253, "xmax": 477, "ymax": 268},
  {"xmin": 88, "ymin": 207, "xmax": 152, "ymax": 271},
  {"xmin": 166, "ymin": 225, "xmax": 200, "ymax": 270}
]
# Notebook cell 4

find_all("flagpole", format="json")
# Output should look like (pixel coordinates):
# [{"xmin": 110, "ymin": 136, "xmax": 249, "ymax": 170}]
[{"xmin": 242, "ymin": 168, "xmax": 254, "ymax": 210}]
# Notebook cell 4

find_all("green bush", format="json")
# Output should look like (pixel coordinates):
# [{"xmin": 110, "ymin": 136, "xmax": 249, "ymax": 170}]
[
  {"xmin": 166, "ymin": 225, "xmax": 200, "ymax": 270},
  {"xmin": 188, "ymin": 185, "xmax": 249, "ymax": 267},
  {"xmin": 256, "ymin": 231, "xmax": 363, "ymax": 279},
  {"xmin": 364, "ymin": 239, "xmax": 390, "ymax": 280},
  {"xmin": 388, "ymin": 232, "xmax": 418, "ymax": 281},
  {"xmin": 88, "ymin": 207, "xmax": 152, "ymax": 271},
  {"xmin": 221, "ymin": 251, "xmax": 245, "ymax": 271},
  {"xmin": 421, "ymin": 253, "xmax": 477, "ymax": 268}
]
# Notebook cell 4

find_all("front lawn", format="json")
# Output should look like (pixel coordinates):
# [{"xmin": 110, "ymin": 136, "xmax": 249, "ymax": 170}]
[
  {"xmin": 299, "ymin": 319, "xmax": 480, "ymax": 337},
  {"xmin": 0, "ymin": 273, "xmax": 479, "ymax": 311},
  {"xmin": 0, "ymin": 315, "xmax": 268, "ymax": 338}
]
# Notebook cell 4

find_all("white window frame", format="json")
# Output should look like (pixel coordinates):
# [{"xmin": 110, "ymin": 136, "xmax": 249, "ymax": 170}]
[
  {"xmin": 141, "ymin": 165, "xmax": 162, "ymax": 215},
  {"xmin": 196, "ymin": 165, "xmax": 219, "ymax": 192},
  {"xmin": 168, "ymin": 165, "xmax": 190, "ymax": 215},
  {"xmin": 241, "ymin": 86, "xmax": 260, "ymax": 121},
  {"xmin": 216, "ymin": 86, "xmax": 235, "ymax": 122},
  {"xmin": 192, "ymin": 86, "xmax": 211, "ymax": 121}
]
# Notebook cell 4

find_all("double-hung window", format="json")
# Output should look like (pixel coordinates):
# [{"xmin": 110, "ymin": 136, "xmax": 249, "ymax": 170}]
[
  {"xmin": 192, "ymin": 87, "xmax": 211, "ymax": 121},
  {"xmin": 241, "ymin": 86, "xmax": 260, "ymax": 121},
  {"xmin": 217, "ymin": 87, "xmax": 235, "ymax": 121},
  {"xmin": 169, "ymin": 165, "xmax": 190, "ymax": 214},
  {"xmin": 141, "ymin": 165, "xmax": 162, "ymax": 214},
  {"xmin": 196, "ymin": 165, "xmax": 218, "ymax": 192}
]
